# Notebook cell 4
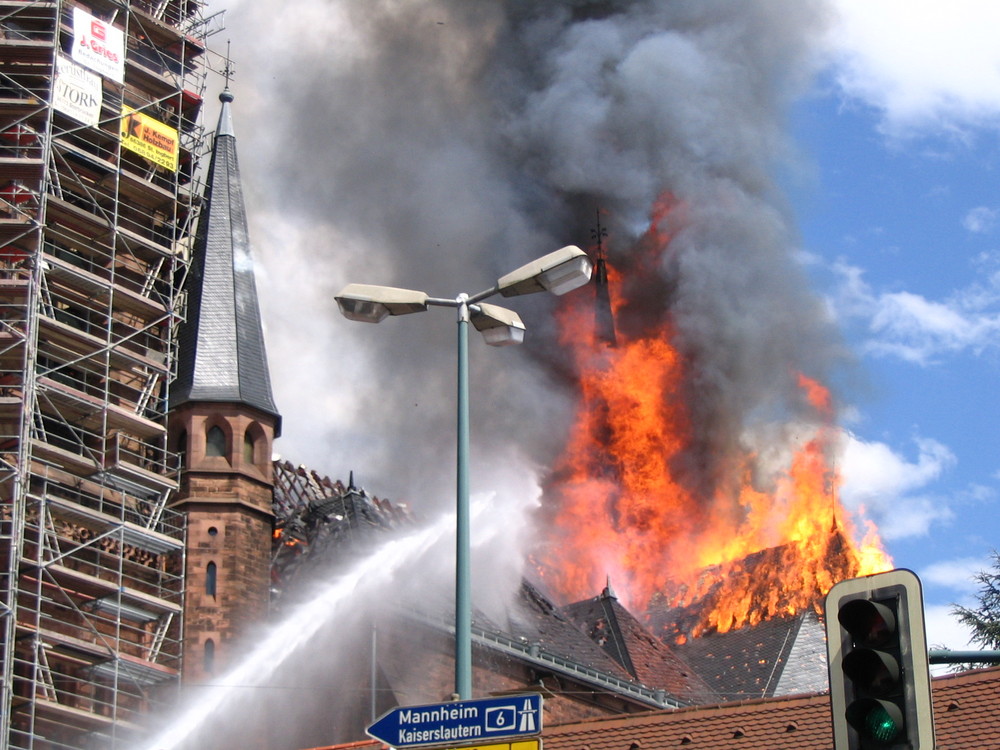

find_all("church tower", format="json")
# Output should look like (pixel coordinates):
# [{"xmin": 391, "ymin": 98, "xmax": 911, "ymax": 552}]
[{"xmin": 168, "ymin": 88, "xmax": 281, "ymax": 683}]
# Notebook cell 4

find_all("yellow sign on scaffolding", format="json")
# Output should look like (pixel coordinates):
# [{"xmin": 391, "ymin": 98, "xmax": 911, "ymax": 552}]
[{"xmin": 120, "ymin": 106, "xmax": 179, "ymax": 172}]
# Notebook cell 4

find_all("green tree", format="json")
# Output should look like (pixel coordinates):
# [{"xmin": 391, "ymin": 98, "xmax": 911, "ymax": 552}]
[{"xmin": 952, "ymin": 550, "xmax": 1000, "ymax": 650}]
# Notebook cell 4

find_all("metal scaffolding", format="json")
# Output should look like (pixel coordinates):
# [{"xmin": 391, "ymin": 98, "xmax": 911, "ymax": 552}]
[{"xmin": 0, "ymin": 1, "xmax": 213, "ymax": 746}]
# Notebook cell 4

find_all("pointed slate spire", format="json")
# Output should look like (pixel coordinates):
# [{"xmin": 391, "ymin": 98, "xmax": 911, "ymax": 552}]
[{"xmin": 170, "ymin": 88, "xmax": 281, "ymax": 434}]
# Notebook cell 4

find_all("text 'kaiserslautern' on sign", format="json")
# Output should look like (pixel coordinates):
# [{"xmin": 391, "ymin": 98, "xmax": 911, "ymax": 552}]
[{"xmin": 367, "ymin": 694, "xmax": 543, "ymax": 748}]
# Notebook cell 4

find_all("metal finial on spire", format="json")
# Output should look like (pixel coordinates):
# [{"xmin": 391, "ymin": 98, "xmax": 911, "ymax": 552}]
[
  {"xmin": 591, "ymin": 208, "xmax": 617, "ymax": 346},
  {"xmin": 590, "ymin": 208, "xmax": 608, "ymax": 261},
  {"xmin": 216, "ymin": 42, "xmax": 235, "ymax": 136},
  {"xmin": 222, "ymin": 39, "xmax": 234, "ymax": 91}
]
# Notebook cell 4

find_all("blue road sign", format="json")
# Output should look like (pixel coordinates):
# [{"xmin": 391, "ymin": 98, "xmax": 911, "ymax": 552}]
[{"xmin": 367, "ymin": 693, "xmax": 543, "ymax": 748}]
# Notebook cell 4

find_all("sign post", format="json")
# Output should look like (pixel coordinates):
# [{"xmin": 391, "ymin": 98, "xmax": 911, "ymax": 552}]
[{"xmin": 367, "ymin": 694, "xmax": 543, "ymax": 749}]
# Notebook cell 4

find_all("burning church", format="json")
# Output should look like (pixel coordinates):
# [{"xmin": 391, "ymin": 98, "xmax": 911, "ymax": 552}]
[
  {"xmin": 198, "ymin": 0, "xmax": 901, "ymax": 744},
  {"xmin": 0, "ymin": 1, "xmax": 905, "ymax": 749},
  {"xmin": 212, "ymin": 0, "xmax": 897, "ymax": 638}
]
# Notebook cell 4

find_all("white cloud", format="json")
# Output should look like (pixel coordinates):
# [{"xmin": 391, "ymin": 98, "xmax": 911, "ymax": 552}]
[
  {"xmin": 839, "ymin": 431, "xmax": 955, "ymax": 540},
  {"xmin": 868, "ymin": 291, "xmax": 989, "ymax": 362},
  {"xmin": 825, "ymin": 0, "xmax": 1000, "ymax": 135},
  {"xmin": 963, "ymin": 206, "xmax": 998, "ymax": 234},
  {"xmin": 924, "ymin": 603, "xmax": 977, "ymax": 674},
  {"xmin": 828, "ymin": 259, "xmax": 1000, "ymax": 364},
  {"xmin": 920, "ymin": 557, "xmax": 986, "ymax": 590},
  {"xmin": 920, "ymin": 557, "xmax": 994, "ymax": 672}
]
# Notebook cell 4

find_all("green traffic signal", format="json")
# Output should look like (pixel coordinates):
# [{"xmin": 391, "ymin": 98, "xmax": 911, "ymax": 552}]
[
  {"xmin": 847, "ymin": 698, "xmax": 904, "ymax": 744},
  {"xmin": 867, "ymin": 704, "xmax": 901, "ymax": 743},
  {"xmin": 824, "ymin": 569, "xmax": 937, "ymax": 750}
]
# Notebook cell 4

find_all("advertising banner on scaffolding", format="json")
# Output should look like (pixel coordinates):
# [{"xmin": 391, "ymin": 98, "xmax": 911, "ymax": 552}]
[
  {"xmin": 71, "ymin": 7, "xmax": 125, "ymax": 83},
  {"xmin": 120, "ymin": 106, "xmax": 180, "ymax": 172},
  {"xmin": 53, "ymin": 55, "xmax": 103, "ymax": 127}
]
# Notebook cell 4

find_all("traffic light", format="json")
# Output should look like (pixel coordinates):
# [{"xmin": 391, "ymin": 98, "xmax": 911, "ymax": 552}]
[{"xmin": 824, "ymin": 569, "xmax": 935, "ymax": 749}]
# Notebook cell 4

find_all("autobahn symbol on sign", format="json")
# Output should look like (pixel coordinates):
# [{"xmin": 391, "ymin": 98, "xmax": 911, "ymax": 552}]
[{"xmin": 366, "ymin": 694, "xmax": 543, "ymax": 748}]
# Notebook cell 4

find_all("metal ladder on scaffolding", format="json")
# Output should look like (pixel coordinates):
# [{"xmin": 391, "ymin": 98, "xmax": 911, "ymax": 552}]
[
  {"xmin": 34, "ymin": 639, "xmax": 56, "ymax": 702},
  {"xmin": 141, "ymin": 256, "xmax": 164, "ymax": 297},
  {"xmin": 145, "ymin": 612, "xmax": 173, "ymax": 662},
  {"xmin": 37, "ymin": 270, "xmax": 54, "ymax": 320},
  {"xmin": 135, "ymin": 371, "xmax": 159, "ymax": 415},
  {"xmin": 143, "ymin": 486, "xmax": 171, "ymax": 531}
]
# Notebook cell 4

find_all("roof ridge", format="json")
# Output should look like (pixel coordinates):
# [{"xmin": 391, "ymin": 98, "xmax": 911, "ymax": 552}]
[{"xmin": 599, "ymin": 592, "xmax": 638, "ymax": 678}]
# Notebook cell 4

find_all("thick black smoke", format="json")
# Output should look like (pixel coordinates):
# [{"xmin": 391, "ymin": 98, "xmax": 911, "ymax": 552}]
[{"xmin": 218, "ymin": 0, "xmax": 842, "ymax": 551}]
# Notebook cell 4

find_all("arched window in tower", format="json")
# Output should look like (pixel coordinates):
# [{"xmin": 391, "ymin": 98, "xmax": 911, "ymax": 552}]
[
  {"xmin": 205, "ymin": 638, "xmax": 215, "ymax": 674},
  {"xmin": 242, "ymin": 422, "xmax": 266, "ymax": 467},
  {"xmin": 206, "ymin": 425, "xmax": 226, "ymax": 457},
  {"xmin": 206, "ymin": 561, "xmax": 217, "ymax": 598},
  {"xmin": 243, "ymin": 430, "xmax": 255, "ymax": 465}
]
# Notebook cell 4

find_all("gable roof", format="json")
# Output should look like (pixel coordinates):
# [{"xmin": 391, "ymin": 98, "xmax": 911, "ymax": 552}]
[
  {"xmin": 170, "ymin": 89, "xmax": 281, "ymax": 430},
  {"xmin": 267, "ymin": 464, "xmax": 694, "ymax": 715},
  {"xmin": 564, "ymin": 586, "xmax": 718, "ymax": 704},
  {"xmin": 488, "ymin": 580, "xmax": 635, "ymax": 680}
]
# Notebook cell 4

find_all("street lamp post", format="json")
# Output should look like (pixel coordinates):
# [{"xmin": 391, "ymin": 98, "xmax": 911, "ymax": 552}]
[{"xmin": 335, "ymin": 246, "xmax": 592, "ymax": 700}]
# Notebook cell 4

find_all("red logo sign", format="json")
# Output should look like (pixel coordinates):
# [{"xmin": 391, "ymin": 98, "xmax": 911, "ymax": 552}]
[{"xmin": 90, "ymin": 20, "xmax": 105, "ymax": 41}]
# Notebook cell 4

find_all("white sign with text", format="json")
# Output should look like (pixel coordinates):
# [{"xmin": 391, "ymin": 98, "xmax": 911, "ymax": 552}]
[{"xmin": 71, "ymin": 7, "xmax": 124, "ymax": 83}]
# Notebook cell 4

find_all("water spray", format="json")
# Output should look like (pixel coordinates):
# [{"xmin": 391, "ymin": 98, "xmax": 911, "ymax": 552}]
[{"xmin": 139, "ymin": 512, "xmax": 456, "ymax": 750}]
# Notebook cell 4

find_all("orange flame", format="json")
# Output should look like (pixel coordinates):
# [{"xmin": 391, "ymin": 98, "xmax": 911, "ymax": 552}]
[{"xmin": 537, "ymin": 201, "xmax": 891, "ymax": 638}]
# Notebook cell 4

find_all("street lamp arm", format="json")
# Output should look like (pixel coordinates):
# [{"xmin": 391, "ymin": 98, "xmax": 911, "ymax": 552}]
[
  {"xmin": 466, "ymin": 285, "xmax": 501, "ymax": 305},
  {"xmin": 426, "ymin": 296, "xmax": 463, "ymax": 308}
]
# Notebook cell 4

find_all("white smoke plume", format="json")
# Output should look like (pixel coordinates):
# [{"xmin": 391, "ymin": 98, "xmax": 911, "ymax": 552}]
[{"xmin": 214, "ymin": 0, "xmax": 844, "ymax": 588}]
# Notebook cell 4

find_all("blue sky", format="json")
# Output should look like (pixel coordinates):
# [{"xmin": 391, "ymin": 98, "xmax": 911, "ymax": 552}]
[{"xmin": 790, "ymin": 0, "xmax": 1000, "ymax": 653}]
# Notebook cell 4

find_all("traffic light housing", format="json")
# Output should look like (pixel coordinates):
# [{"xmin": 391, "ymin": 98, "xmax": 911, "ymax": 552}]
[{"xmin": 825, "ymin": 569, "xmax": 935, "ymax": 749}]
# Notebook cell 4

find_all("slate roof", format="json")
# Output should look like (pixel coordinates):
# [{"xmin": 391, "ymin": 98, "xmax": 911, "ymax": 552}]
[
  {"xmin": 170, "ymin": 89, "xmax": 281, "ymax": 430},
  {"xmin": 305, "ymin": 666, "xmax": 1000, "ymax": 750},
  {"xmin": 477, "ymin": 580, "xmax": 638, "ymax": 683},
  {"xmin": 643, "ymin": 535, "xmax": 858, "ymax": 701},
  {"xmin": 666, "ymin": 612, "xmax": 808, "ymax": 701},
  {"xmin": 266, "ymin": 463, "xmax": 694, "ymax": 712},
  {"xmin": 646, "ymin": 532, "xmax": 857, "ymax": 644},
  {"xmin": 564, "ymin": 586, "xmax": 719, "ymax": 704},
  {"xmin": 773, "ymin": 611, "xmax": 829, "ymax": 696}
]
